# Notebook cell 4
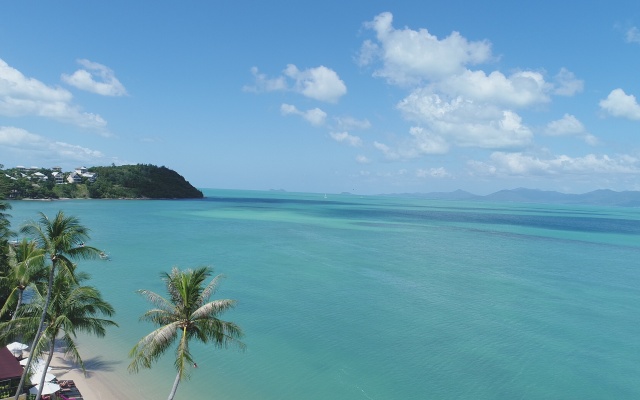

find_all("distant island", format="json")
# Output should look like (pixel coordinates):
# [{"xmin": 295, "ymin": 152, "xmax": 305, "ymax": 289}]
[
  {"xmin": 386, "ymin": 187, "xmax": 640, "ymax": 207},
  {"xmin": 1, "ymin": 164, "xmax": 203, "ymax": 199}
]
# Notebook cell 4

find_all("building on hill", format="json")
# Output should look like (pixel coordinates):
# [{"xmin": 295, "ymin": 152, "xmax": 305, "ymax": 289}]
[
  {"xmin": 51, "ymin": 171, "xmax": 64, "ymax": 184},
  {"xmin": 67, "ymin": 172, "xmax": 82, "ymax": 184}
]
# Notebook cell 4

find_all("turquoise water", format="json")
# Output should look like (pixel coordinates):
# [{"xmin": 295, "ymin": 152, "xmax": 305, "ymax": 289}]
[{"xmin": 7, "ymin": 189, "xmax": 640, "ymax": 399}]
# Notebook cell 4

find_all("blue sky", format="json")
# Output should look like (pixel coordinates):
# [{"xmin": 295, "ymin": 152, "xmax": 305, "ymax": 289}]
[{"xmin": 2, "ymin": 1, "xmax": 640, "ymax": 195}]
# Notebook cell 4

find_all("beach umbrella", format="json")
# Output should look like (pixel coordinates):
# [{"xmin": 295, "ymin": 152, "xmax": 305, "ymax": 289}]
[
  {"xmin": 21, "ymin": 358, "xmax": 52, "ymax": 373},
  {"xmin": 6, "ymin": 342, "xmax": 28, "ymax": 352},
  {"xmin": 30, "ymin": 364, "xmax": 53, "ymax": 374},
  {"xmin": 6, "ymin": 342, "xmax": 28, "ymax": 357},
  {"xmin": 29, "ymin": 382, "xmax": 60, "ymax": 395},
  {"xmin": 30, "ymin": 370, "xmax": 56, "ymax": 383}
]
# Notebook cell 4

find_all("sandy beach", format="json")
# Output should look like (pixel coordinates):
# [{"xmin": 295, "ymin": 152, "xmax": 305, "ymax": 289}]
[{"xmin": 24, "ymin": 350, "xmax": 151, "ymax": 400}]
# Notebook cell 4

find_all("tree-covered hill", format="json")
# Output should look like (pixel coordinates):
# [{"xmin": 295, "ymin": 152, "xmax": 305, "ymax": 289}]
[
  {"xmin": 1, "ymin": 164, "xmax": 203, "ymax": 199},
  {"xmin": 88, "ymin": 165, "xmax": 203, "ymax": 199}
]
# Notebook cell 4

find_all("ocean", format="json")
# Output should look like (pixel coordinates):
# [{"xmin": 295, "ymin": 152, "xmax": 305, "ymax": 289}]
[{"xmin": 6, "ymin": 189, "xmax": 640, "ymax": 399}]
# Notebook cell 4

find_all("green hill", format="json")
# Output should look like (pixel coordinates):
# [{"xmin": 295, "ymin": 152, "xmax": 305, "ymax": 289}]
[{"xmin": 1, "ymin": 164, "xmax": 203, "ymax": 199}]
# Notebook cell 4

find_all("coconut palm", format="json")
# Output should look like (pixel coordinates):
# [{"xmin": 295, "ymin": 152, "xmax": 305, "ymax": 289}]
[
  {"xmin": 0, "ymin": 239, "xmax": 46, "ymax": 320},
  {"xmin": 0, "ymin": 199, "xmax": 12, "ymax": 278},
  {"xmin": 129, "ymin": 266, "xmax": 244, "ymax": 400},
  {"xmin": 2, "ymin": 269, "xmax": 117, "ymax": 400},
  {"xmin": 12, "ymin": 211, "xmax": 100, "ymax": 400}
]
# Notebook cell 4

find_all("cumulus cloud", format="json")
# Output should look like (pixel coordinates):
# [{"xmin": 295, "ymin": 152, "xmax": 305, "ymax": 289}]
[
  {"xmin": 356, "ymin": 154, "xmax": 370, "ymax": 164},
  {"xmin": 397, "ymin": 91, "xmax": 532, "ymax": 149},
  {"xmin": 599, "ymin": 88, "xmax": 640, "ymax": 120},
  {"xmin": 359, "ymin": 11, "xmax": 492, "ymax": 85},
  {"xmin": 284, "ymin": 64, "xmax": 347, "ymax": 103},
  {"xmin": 437, "ymin": 70, "xmax": 551, "ymax": 107},
  {"xmin": 329, "ymin": 131, "xmax": 362, "ymax": 147},
  {"xmin": 62, "ymin": 59, "xmax": 127, "ymax": 96},
  {"xmin": 280, "ymin": 103, "xmax": 327, "ymax": 126},
  {"xmin": 355, "ymin": 12, "xmax": 586, "ymax": 162},
  {"xmin": 245, "ymin": 65, "xmax": 346, "ymax": 103},
  {"xmin": 0, "ymin": 126, "xmax": 108, "ymax": 165},
  {"xmin": 544, "ymin": 114, "xmax": 597, "ymax": 145},
  {"xmin": 0, "ymin": 58, "xmax": 109, "ymax": 133},
  {"xmin": 470, "ymin": 151, "xmax": 640, "ymax": 176}
]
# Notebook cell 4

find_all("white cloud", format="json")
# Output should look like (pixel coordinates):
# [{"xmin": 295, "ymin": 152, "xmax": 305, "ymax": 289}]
[
  {"xmin": 62, "ymin": 59, "xmax": 127, "ymax": 96},
  {"xmin": 374, "ymin": 126, "xmax": 449, "ymax": 161},
  {"xmin": 470, "ymin": 151, "xmax": 640, "ymax": 176},
  {"xmin": 329, "ymin": 131, "xmax": 362, "ymax": 147},
  {"xmin": 280, "ymin": 103, "xmax": 327, "ymax": 126},
  {"xmin": 283, "ymin": 64, "xmax": 347, "ymax": 103},
  {"xmin": 545, "ymin": 114, "xmax": 584, "ymax": 136},
  {"xmin": 356, "ymin": 12, "xmax": 587, "ymax": 164},
  {"xmin": 356, "ymin": 154, "xmax": 370, "ymax": 164},
  {"xmin": 599, "ymin": 88, "xmax": 640, "ymax": 120},
  {"xmin": 0, "ymin": 58, "xmax": 109, "ymax": 132},
  {"xmin": 437, "ymin": 69, "xmax": 551, "ymax": 107},
  {"xmin": 246, "ymin": 65, "xmax": 347, "ymax": 103},
  {"xmin": 334, "ymin": 116, "xmax": 371, "ymax": 130},
  {"xmin": 553, "ymin": 68, "xmax": 583, "ymax": 96},
  {"xmin": 360, "ymin": 12, "xmax": 492, "ymax": 85},
  {"xmin": 244, "ymin": 67, "xmax": 287, "ymax": 92},
  {"xmin": 544, "ymin": 114, "xmax": 597, "ymax": 145},
  {"xmin": 416, "ymin": 167, "xmax": 450, "ymax": 178},
  {"xmin": 0, "ymin": 126, "xmax": 107, "ymax": 165},
  {"xmin": 626, "ymin": 27, "xmax": 640, "ymax": 44},
  {"xmin": 397, "ymin": 91, "xmax": 532, "ymax": 149}
]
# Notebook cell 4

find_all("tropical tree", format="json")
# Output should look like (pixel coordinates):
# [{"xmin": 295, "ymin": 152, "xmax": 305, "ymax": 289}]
[
  {"xmin": 0, "ymin": 239, "xmax": 46, "ymax": 320},
  {"xmin": 1, "ymin": 269, "xmax": 117, "ymax": 400},
  {"xmin": 12, "ymin": 211, "xmax": 100, "ymax": 400},
  {"xmin": 129, "ymin": 266, "xmax": 244, "ymax": 400},
  {"xmin": 0, "ymin": 195, "xmax": 12, "ymax": 281}
]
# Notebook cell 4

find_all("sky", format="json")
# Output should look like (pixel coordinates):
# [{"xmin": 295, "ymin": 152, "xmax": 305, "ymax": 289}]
[{"xmin": 2, "ymin": 1, "xmax": 640, "ymax": 195}]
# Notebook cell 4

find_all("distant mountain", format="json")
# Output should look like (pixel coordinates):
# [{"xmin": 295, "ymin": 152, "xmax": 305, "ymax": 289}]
[
  {"xmin": 396, "ymin": 189, "xmax": 480, "ymax": 200},
  {"xmin": 387, "ymin": 188, "xmax": 640, "ymax": 207}
]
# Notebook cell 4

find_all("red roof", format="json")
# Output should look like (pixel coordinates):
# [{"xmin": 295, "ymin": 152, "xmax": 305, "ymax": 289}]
[{"xmin": 0, "ymin": 347, "xmax": 23, "ymax": 380}]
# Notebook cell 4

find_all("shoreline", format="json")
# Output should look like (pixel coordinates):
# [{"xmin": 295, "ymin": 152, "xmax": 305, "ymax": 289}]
[{"xmin": 24, "ymin": 350, "xmax": 152, "ymax": 400}]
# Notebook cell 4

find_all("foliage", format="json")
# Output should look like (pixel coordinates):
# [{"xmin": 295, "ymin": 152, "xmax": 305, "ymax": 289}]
[
  {"xmin": 0, "ymin": 165, "xmax": 203, "ymax": 199},
  {"xmin": 0, "ymin": 239, "xmax": 46, "ymax": 321},
  {"xmin": 88, "ymin": 164, "xmax": 203, "ymax": 199},
  {"xmin": 11, "ymin": 211, "xmax": 100, "ymax": 399},
  {"xmin": 0, "ymin": 181, "xmax": 13, "ymax": 311},
  {"xmin": 0, "ymin": 269, "xmax": 117, "ymax": 400},
  {"xmin": 129, "ymin": 266, "xmax": 244, "ymax": 400}
]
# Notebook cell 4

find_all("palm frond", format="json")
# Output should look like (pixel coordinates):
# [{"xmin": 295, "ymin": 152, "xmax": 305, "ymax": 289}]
[{"xmin": 128, "ymin": 322, "xmax": 180, "ymax": 372}]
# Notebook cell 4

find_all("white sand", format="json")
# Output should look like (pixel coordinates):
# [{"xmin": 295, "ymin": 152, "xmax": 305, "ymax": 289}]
[{"xmin": 25, "ymin": 351, "xmax": 154, "ymax": 400}]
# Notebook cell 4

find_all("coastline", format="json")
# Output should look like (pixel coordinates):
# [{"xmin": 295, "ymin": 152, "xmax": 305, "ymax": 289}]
[{"xmin": 24, "ymin": 349, "xmax": 153, "ymax": 400}]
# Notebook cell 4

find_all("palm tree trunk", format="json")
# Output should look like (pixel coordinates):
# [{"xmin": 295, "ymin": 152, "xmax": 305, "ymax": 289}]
[
  {"xmin": 11, "ymin": 289, "xmax": 23, "ymax": 321},
  {"xmin": 35, "ymin": 338, "xmax": 56, "ymax": 400},
  {"xmin": 13, "ymin": 260, "xmax": 55, "ymax": 400},
  {"xmin": 167, "ymin": 371, "xmax": 181, "ymax": 400}
]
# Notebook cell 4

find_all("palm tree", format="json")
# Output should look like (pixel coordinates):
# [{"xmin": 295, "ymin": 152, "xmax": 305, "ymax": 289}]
[
  {"xmin": 12, "ymin": 211, "xmax": 100, "ymax": 400},
  {"xmin": 0, "ymin": 239, "xmax": 46, "ymax": 320},
  {"xmin": 0, "ymin": 198, "xmax": 13, "ymax": 279},
  {"xmin": 129, "ymin": 266, "xmax": 245, "ymax": 400},
  {"xmin": 2, "ymin": 269, "xmax": 117, "ymax": 400}
]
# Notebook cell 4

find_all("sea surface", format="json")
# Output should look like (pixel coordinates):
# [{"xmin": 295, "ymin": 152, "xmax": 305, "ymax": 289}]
[{"xmin": 6, "ymin": 189, "xmax": 640, "ymax": 399}]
